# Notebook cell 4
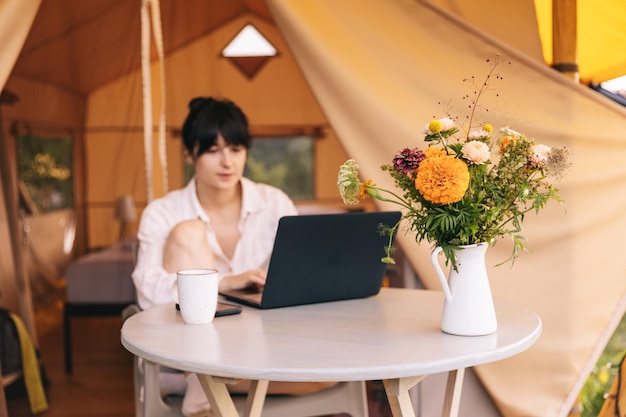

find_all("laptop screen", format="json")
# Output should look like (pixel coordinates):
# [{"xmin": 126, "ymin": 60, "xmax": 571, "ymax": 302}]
[{"xmin": 221, "ymin": 211, "xmax": 402, "ymax": 308}]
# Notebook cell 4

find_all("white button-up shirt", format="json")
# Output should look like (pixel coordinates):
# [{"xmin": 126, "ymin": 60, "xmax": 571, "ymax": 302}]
[{"xmin": 132, "ymin": 177, "xmax": 297, "ymax": 309}]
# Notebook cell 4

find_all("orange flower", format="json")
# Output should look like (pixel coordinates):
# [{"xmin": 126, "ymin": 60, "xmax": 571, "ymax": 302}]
[
  {"xmin": 500, "ymin": 136, "xmax": 512, "ymax": 153},
  {"xmin": 499, "ymin": 128, "xmax": 522, "ymax": 153},
  {"xmin": 415, "ymin": 156, "xmax": 469, "ymax": 204},
  {"xmin": 359, "ymin": 179, "xmax": 376, "ymax": 199},
  {"xmin": 423, "ymin": 147, "xmax": 448, "ymax": 158}
]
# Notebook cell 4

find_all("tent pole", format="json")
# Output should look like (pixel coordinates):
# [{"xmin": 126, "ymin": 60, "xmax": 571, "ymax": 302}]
[
  {"xmin": 551, "ymin": 0, "xmax": 579, "ymax": 83},
  {"xmin": 0, "ymin": 96, "xmax": 38, "ymax": 344}
]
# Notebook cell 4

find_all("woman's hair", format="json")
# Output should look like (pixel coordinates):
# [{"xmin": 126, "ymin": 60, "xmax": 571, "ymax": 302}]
[{"xmin": 181, "ymin": 97, "xmax": 251, "ymax": 159}]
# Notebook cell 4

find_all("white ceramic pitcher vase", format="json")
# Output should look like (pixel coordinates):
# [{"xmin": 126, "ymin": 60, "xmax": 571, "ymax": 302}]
[{"xmin": 430, "ymin": 242, "xmax": 497, "ymax": 336}]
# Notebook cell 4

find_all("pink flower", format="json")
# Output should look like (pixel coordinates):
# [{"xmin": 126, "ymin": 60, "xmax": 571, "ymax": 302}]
[
  {"xmin": 529, "ymin": 144, "xmax": 551, "ymax": 167},
  {"xmin": 393, "ymin": 148, "xmax": 426, "ymax": 175}
]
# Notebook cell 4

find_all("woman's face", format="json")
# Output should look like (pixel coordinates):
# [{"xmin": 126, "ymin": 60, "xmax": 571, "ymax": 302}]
[{"xmin": 193, "ymin": 134, "xmax": 247, "ymax": 192}]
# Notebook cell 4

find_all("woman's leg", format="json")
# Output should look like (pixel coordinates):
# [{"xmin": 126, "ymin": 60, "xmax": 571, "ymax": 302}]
[
  {"xmin": 163, "ymin": 219, "xmax": 215, "ymax": 273},
  {"xmin": 229, "ymin": 379, "xmax": 338, "ymax": 395},
  {"xmin": 183, "ymin": 374, "xmax": 337, "ymax": 416},
  {"xmin": 163, "ymin": 220, "xmax": 217, "ymax": 416}
]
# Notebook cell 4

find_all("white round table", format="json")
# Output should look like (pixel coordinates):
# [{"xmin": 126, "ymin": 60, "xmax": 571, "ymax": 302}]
[{"xmin": 121, "ymin": 287, "xmax": 541, "ymax": 417}]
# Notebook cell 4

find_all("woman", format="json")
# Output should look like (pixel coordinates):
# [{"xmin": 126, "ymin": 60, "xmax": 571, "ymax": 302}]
[{"xmin": 132, "ymin": 97, "xmax": 333, "ymax": 417}]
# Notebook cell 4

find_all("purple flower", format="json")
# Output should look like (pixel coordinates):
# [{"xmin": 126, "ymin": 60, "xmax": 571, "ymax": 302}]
[{"xmin": 393, "ymin": 148, "xmax": 425, "ymax": 175}]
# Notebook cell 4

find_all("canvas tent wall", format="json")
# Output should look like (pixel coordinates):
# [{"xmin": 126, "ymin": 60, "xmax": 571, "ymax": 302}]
[
  {"xmin": 0, "ymin": 0, "xmax": 43, "ymax": 336},
  {"xmin": 266, "ymin": 1, "xmax": 626, "ymax": 416},
  {"xmin": 1, "ymin": 1, "xmax": 626, "ymax": 417}
]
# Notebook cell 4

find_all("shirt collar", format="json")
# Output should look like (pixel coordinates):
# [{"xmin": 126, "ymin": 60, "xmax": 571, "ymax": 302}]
[
  {"xmin": 186, "ymin": 177, "xmax": 265, "ymax": 222},
  {"xmin": 185, "ymin": 178, "xmax": 208, "ymax": 222},
  {"xmin": 240, "ymin": 177, "xmax": 265, "ymax": 215}
]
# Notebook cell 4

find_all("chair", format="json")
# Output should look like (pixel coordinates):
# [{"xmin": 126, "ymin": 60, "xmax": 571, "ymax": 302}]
[
  {"xmin": 64, "ymin": 241, "xmax": 137, "ymax": 374},
  {"xmin": 122, "ymin": 305, "xmax": 369, "ymax": 417}
]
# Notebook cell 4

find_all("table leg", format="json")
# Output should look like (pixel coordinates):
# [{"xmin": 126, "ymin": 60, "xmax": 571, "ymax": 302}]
[
  {"xmin": 196, "ymin": 374, "xmax": 239, "ymax": 417},
  {"xmin": 243, "ymin": 380, "xmax": 269, "ymax": 417},
  {"xmin": 196, "ymin": 374, "xmax": 269, "ymax": 417},
  {"xmin": 441, "ymin": 368, "xmax": 465, "ymax": 417},
  {"xmin": 384, "ymin": 376, "xmax": 425, "ymax": 417}
]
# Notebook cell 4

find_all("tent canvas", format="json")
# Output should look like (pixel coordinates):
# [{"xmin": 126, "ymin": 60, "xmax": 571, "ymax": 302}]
[
  {"xmin": 2, "ymin": 0, "xmax": 626, "ymax": 416},
  {"xmin": 267, "ymin": 1, "xmax": 626, "ymax": 415}
]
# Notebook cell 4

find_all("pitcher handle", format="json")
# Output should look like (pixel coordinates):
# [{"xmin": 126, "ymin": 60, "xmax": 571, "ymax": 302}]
[{"xmin": 431, "ymin": 247, "xmax": 453, "ymax": 304}]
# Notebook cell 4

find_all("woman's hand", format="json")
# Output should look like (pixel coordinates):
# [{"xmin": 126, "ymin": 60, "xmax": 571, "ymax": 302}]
[{"xmin": 219, "ymin": 269, "xmax": 267, "ymax": 292}]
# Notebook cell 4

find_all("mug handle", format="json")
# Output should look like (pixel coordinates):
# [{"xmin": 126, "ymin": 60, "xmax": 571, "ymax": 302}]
[{"xmin": 170, "ymin": 281, "xmax": 180, "ymax": 303}]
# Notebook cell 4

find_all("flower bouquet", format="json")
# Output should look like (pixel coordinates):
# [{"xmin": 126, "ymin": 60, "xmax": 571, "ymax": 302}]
[{"xmin": 337, "ymin": 58, "xmax": 570, "ymax": 269}]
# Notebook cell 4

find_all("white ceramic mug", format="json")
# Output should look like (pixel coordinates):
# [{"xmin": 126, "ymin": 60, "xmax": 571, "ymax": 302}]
[{"xmin": 172, "ymin": 269, "xmax": 219, "ymax": 325}]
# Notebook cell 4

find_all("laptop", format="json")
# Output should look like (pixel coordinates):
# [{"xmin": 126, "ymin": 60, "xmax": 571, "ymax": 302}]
[{"xmin": 219, "ymin": 211, "xmax": 402, "ymax": 309}]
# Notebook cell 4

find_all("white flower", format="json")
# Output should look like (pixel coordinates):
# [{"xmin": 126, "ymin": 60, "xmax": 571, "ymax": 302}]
[
  {"xmin": 500, "ymin": 127, "xmax": 523, "ymax": 139},
  {"xmin": 423, "ymin": 117, "xmax": 456, "ymax": 135},
  {"xmin": 461, "ymin": 140, "xmax": 490, "ymax": 165},
  {"xmin": 439, "ymin": 117, "xmax": 455, "ymax": 131},
  {"xmin": 337, "ymin": 159, "xmax": 363, "ymax": 205},
  {"xmin": 468, "ymin": 129, "xmax": 491, "ymax": 140},
  {"xmin": 529, "ymin": 144, "xmax": 551, "ymax": 167}
]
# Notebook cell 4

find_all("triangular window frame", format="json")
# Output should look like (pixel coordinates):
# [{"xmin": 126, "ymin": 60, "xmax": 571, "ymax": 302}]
[{"xmin": 222, "ymin": 24, "xmax": 278, "ymax": 79}]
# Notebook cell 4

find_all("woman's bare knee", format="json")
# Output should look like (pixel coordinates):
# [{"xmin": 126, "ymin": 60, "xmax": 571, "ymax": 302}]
[
  {"xmin": 163, "ymin": 219, "xmax": 213, "ymax": 272},
  {"xmin": 168, "ymin": 219, "xmax": 207, "ymax": 246}
]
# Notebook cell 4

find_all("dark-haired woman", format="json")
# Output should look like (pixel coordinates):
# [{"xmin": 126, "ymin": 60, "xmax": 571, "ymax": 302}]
[{"xmin": 132, "ymin": 97, "xmax": 333, "ymax": 417}]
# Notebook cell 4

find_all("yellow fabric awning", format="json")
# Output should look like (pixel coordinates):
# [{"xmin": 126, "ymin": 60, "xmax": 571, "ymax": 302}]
[{"xmin": 535, "ymin": 0, "xmax": 626, "ymax": 83}]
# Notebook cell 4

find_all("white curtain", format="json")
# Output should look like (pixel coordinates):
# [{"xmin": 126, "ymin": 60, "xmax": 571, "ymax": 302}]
[{"xmin": 267, "ymin": 0, "xmax": 626, "ymax": 416}]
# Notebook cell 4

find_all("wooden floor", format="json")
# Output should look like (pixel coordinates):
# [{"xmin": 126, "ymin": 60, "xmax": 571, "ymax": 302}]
[{"xmin": 5, "ymin": 296, "xmax": 392, "ymax": 417}]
